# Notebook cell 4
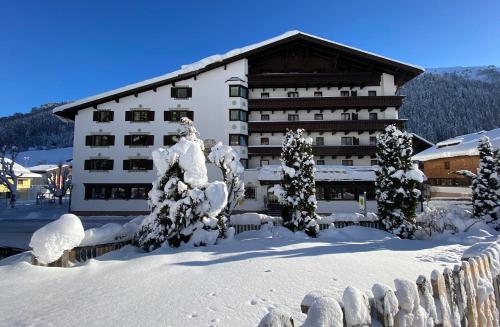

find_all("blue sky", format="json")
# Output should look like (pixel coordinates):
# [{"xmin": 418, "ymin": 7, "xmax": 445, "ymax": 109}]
[{"xmin": 1, "ymin": 0, "xmax": 499, "ymax": 116}]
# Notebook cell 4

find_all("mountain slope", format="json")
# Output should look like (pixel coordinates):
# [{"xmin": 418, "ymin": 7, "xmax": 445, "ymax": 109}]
[{"xmin": 0, "ymin": 103, "xmax": 73, "ymax": 151}]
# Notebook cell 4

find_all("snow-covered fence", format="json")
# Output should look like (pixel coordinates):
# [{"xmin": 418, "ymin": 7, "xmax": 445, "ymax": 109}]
[
  {"xmin": 0, "ymin": 246, "xmax": 26, "ymax": 260},
  {"xmin": 259, "ymin": 241, "xmax": 500, "ymax": 326},
  {"xmin": 31, "ymin": 241, "xmax": 131, "ymax": 267}
]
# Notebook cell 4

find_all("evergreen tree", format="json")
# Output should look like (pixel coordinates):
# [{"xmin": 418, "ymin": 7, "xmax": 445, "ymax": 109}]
[
  {"xmin": 135, "ymin": 118, "xmax": 227, "ymax": 250},
  {"xmin": 208, "ymin": 142, "xmax": 245, "ymax": 237},
  {"xmin": 275, "ymin": 129, "xmax": 318, "ymax": 237},
  {"xmin": 472, "ymin": 136, "xmax": 499, "ymax": 225},
  {"xmin": 375, "ymin": 125, "xmax": 423, "ymax": 239}
]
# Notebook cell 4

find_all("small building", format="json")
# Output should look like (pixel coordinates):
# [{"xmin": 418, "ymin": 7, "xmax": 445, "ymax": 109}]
[
  {"xmin": 28, "ymin": 163, "xmax": 72, "ymax": 187},
  {"xmin": 0, "ymin": 159, "xmax": 42, "ymax": 200},
  {"xmin": 413, "ymin": 128, "xmax": 500, "ymax": 198}
]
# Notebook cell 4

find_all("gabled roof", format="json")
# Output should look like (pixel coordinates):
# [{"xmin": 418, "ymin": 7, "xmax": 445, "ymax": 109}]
[
  {"xmin": 54, "ymin": 30, "xmax": 424, "ymax": 120},
  {"xmin": 413, "ymin": 128, "xmax": 500, "ymax": 161}
]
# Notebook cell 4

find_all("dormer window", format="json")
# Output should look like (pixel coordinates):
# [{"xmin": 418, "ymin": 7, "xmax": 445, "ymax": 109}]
[{"xmin": 171, "ymin": 87, "xmax": 192, "ymax": 99}]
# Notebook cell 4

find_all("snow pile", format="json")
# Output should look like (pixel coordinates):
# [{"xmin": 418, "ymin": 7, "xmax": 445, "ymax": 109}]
[
  {"xmin": 342, "ymin": 286, "xmax": 371, "ymax": 326},
  {"xmin": 319, "ymin": 226, "xmax": 395, "ymax": 242},
  {"xmin": 29, "ymin": 214, "xmax": 84, "ymax": 264},
  {"xmin": 462, "ymin": 239, "xmax": 500, "ymax": 260},
  {"xmin": 80, "ymin": 223, "xmax": 123, "ymax": 246},
  {"xmin": 258, "ymin": 310, "xmax": 294, "ymax": 327},
  {"xmin": 318, "ymin": 212, "xmax": 378, "ymax": 224},
  {"xmin": 229, "ymin": 213, "xmax": 281, "ymax": 226},
  {"xmin": 302, "ymin": 297, "xmax": 343, "ymax": 327}
]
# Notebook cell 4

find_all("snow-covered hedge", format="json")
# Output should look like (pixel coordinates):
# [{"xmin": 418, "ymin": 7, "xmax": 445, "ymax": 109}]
[
  {"xmin": 317, "ymin": 212, "xmax": 378, "ymax": 224},
  {"xmin": 29, "ymin": 214, "xmax": 85, "ymax": 264},
  {"xmin": 229, "ymin": 213, "xmax": 281, "ymax": 226},
  {"xmin": 80, "ymin": 216, "xmax": 144, "ymax": 246}
]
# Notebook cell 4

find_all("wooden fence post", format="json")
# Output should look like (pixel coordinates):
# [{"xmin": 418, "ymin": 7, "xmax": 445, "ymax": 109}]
[
  {"xmin": 431, "ymin": 269, "xmax": 451, "ymax": 326},
  {"xmin": 485, "ymin": 250, "xmax": 500, "ymax": 312},
  {"xmin": 451, "ymin": 264, "xmax": 467, "ymax": 327},
  {"xmin": 416, "ymin": 275, "xmax": 438, "ymax": 323},
  {"xmin": 468, "ymin": 258, "xmax": 487, "ymax": 327},
  {"xmin": 443, "ymin": 268, "xmax": 461, "ymax": 327},
  {"xmin": 476, "ymin": 255, "xmax": 498, "ymax": 327},
  {"xmin": 462, "ymin": 261, "xmax": 478, "ymax": 327}
]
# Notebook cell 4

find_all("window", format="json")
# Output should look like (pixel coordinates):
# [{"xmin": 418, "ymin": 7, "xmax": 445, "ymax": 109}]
[
  {"xmin": 124, "ymin": 135, "xmax": 154, "ymax": 146},
  {"xmin": 171, "ymin": 87, "xmax": 192, "ymax": 99},
  {"xmin": 164, "ymin": 111, "xmax": 193, "ymax": 121},
  {"xmin": 163, "ymin": 135, "xmax": 179, "ymax": 146},
  {"xmin": 85, "ymin": 184, "xmax": 152, "ymax": 200},
  {"xmin": 351, "ymin": 113, "xmax": 359, "ymax": 120},
  {"xmin": 368, "ymin": 90, "xmax": 377, "ymax": 96},
  {"xmin": 444, "ymin": 161, "xmax": 450, "ymax": 169},
  {"xmin": 316, "ymin": 159, "xmax": 325, "ymax": 166},
  {"xmin": 261, "ymin": 92, "xmax": 270, "ymax": 98},
  {"xmin": 260, "ymin": 160, "xmax": 269, "ymax": 167},
  {"xmin": 371, "ymin": 160, "xmax": 378, "ymax": 166},
  {"xmin": 84, "ymin": 159, "xmax": 114, "ymax": 171},
  {"xmin": 314, "ymin": 113, "xmax": 323, "ymax": 120},
  {"xmin": 261, "ymin": 114, "xmax": 270, "ymax": 121},
  {"xmin": 93, "ymin": 110, "xmax": 114, "ymax": 122},
  {"xmin": 288, "ymin": 114, "xmax": 299, "ymax": 121},
  {"xmin": 342, "ymin": 160, "xmax": 354, "ymax": 166},
  {"xmin": 369, "ymin": 113, "xmax": 378, "ymax": 120},
  {"xmin": 287, "ymin": 91, "xmax": 299, "ymax": 98},
  {"xmin": 240, "ymin": 159, "xmax": 248, "ymax": 169},
  {"xmin": 342, "ymin": 185, "xmax": 355, "ymax": 199},
  {"xmin": 350, "ymin": 91, "xmax": 357, "ymax": 97},
  {"xmin": 314, "ymin": 91, "xmax": 323, "ymax": 97},
  {"xmin": 229, "ymin": 109, "xmax": 247, "ymax": 122},
  {"xmin": 341, "ymin": 91, "xmax": 349, "ymax": 97},
  {"xmin": 316, "ymin": 186, "xmax": 325, "ymax": 200},
  {"xmin": 229, "ymin": 134, "xmax": 247, "ymax": 146},
  {"xmin": 315, "ymin": 137, "xmax": 324, "ymax": 146},
  {"xmin": 229, "ymin": 85, "xmax": 248, "ymax": 98},
  {"xmin": 341, "ymin": 113, "xmax": 350, "ymax": 120},
  {"xmin": 123, "ymin": 159, "xmax": 153, "ymax": 171},
  {"xmin": 260, "ymin": 137, "xmax": 269, "ymax": 145},
  {"xmin": 125, "ymin": 110, "xmax": 155, "ymax": 122},
  {"xmin": 245, "ymin": 186, "xmax": 256, "ymax": 199},
  {"xmin": 341, "ymin": 137, "xmax": 353, "ymax": 145},
  {"xmin": 369, "ymin": 136, "xmax": 377, "ymax": 146},
  {"xmin": 85, "ymin": 135, "xmax": 115, "ymax": 147}
]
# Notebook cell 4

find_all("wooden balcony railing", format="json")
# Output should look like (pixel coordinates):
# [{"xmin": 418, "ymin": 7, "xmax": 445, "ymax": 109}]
[
  {"xmin": 248, "ymin": 96, "xmax": 404, "ymax": 111},
  {"xmin": 248, "ymin": 73, "xmax": 381, "ymax": 88},
  {"xmin": 248, "ymin": 119, "xmax": 404, "ymax": 133},
  {"xmin": 248, "ymin": 145, "xmax": 377, "ymax": 156}
]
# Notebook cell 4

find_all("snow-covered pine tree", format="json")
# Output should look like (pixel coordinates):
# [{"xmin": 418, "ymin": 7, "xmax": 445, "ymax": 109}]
[
  {"xmin": 135, "ymin": 118, "xmax": 227, "ymax": 250},
  {"xmin": 375, "ymin": 125, "xmax": 423, "ymax": 239},
  {"xmin": 472, "ymin": 136, "xmax": 499, "ymax": 225},
  {"xmin": 208, "ymin": 142, "xmax": 245, "ymax": 236},
  {"xmin": 276, "ymin": 129, "xmax": 318, "ymax": 237}
]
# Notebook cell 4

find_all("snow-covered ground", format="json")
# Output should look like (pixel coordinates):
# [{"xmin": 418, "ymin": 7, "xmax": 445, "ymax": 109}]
[{"xmin": 0, "ymin": 224, "xmax": 489, "ymax": 327}]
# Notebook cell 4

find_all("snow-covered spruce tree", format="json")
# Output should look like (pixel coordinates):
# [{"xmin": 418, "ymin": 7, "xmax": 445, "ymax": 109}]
[
  {"xmin": 208, "ymin": 142, "xmax": 244, "ymax": 236},
  {"xmin": 275, "ymin": 129, "xmax": 318, "ymax": 237},
  {"xmin": 472, "ymin": 136, "xmax": 499, "ymax": 225},
  {"xmin": 135, "ymin": 118, "xmax": 227, "ymax": 250},
  {"xmin": 375, "ymin": 125, "xmax": 423, "ymax": 239}
]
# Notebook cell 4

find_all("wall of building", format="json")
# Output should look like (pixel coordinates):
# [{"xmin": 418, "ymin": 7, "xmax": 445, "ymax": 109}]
[{"xmin": 423, "ymin": 155, "xmax": 478, "ymax": 185}]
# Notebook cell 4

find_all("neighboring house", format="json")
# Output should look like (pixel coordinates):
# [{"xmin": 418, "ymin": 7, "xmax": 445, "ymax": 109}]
[
  {"xmin": 0, "ymin": 159, "xmax": 42, "ymax": 199},
  {"xmin": 410, "ymin": 133, "xmax": 434, "ymax": 155},
  {"xmin": 28, "ymin": 164, "xmax": 72, "ymax": 187},
  {"xmin": 413, "ymin": 128, "xmax": 500, "ymax": 197},
  {"xmin": 53, "ymin": 30, "xmax": 423, "ymax": 215}
]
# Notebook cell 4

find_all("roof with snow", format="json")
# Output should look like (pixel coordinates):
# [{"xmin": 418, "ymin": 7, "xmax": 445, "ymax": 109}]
[
  {"xmin": 257, "ymin": 164, "xmax": 376, "ymax": 182},
  {"xmin": 28, "ymin": 164, "xmax": 70, "ymax": 173},
  {"xmin": 16, "ymin": 147, "xmax": 73, "ymax": 167},
  {"xmin": 412, "ymin": 128, "xmax": 500, "ymax": 161},
  {"xmin": 2, "ymin": 158, "xmax": 42, "ymax": 179},
  {"xmin": 53, "ymin": 30, "xmax": 424, "ymax": 120}
]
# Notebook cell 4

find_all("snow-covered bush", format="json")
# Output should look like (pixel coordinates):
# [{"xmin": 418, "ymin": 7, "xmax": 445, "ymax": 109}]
[
  {"xmin": 135, "ymin": 118, "xmax": 228, "ymax": 250},
  {"xmin": 375, "ymin": 125, "xmax": 423, "ymax": 239},
  {"xmin": 273, "ymin": 129, "xmax": 318, "ymax": 237},
  {"xmin": 29, "ymin": 213, "xmax": 84, "ymax": 264},
  {"xmin": 472, "ymin": 136, "xmax": 499, "ymax": 228},
  {"xmin": 208, "ymin": 142, "xmax": 245, "ymax": 235}
]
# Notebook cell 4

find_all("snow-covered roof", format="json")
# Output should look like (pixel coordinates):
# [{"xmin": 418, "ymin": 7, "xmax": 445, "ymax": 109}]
[
  {"xmin": 16, "ymin": 147, "xmax": 73, "ymax": 167},
  {"xmin": 412, "ymin": 128, "xmax": 500, "ymax": 161},
  {"xmin": 53, "ymin": 30, "xmax": 423, "ymax": 120},
  {"xmin": 2, "ymin": 158, "xmax": 42, "ymax": 179},
  {"xmin": 257, "ymin": 164, "xmax": 376, "ymax": 182},
  {"xmin": 28, "ymin": 164, "xmax": 69, "ymax": 173}
]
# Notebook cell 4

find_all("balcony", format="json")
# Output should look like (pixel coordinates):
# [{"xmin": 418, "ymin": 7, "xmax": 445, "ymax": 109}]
[
  {"xmin": 248, "ymin": 73, "xmax": 381, "ymax": 88},
  {"xmin": 248, "ymin": 96, "xmax": 404, "ymax": 111},
  {"xmin": 248, "ymin": 145, "xmax": 376, "ymax": 156},
  {"xmin": 248, "ymin": 119, "xmax": 404, "ymax": 133}
]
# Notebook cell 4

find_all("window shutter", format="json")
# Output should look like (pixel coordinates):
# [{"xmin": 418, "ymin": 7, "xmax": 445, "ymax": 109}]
[
  {"xmin": 148, "ymin": 111, "xmax": 155, "ymax": 121},
  {"xmin": 125, "ymin": 111, "xmax": 132, "ymax": 121},
  {"xmin": 93, "ymin": 111, "xmax": 99, "ymax": 121},
  {"xmin": 147, "ymin": 135, "xmax": 154, "ymax": 146},
  {"xmin": 146, "ymin": 160, "xmax": 153, "ymax": 170},
  {"xmin": 108, "ymin": 160, "xmax": 114, "ymax": 170},
  {"xmin": 187, "ymin": 88, "xmax": 192, "ymax": 98},
  {"xmin": 187, "ymin": 111, "xmax": 194, "ymax": 121},
  {"xmin": 124, "ymin": 135, "xmax": 131, "ymax": 146},
  {"xmin": 164, "ymin": 111, "xmax": 172, "ymax": 121},
  {"xmin": 84, "ymin": 185, "xmax": 92, "ymax": 199},
  {"xmin": 353, "ymin": 137, "xmax": 360, "ymax": 145},
  {"xmin": 123, "ymin": 160, "xmax": 130, "ymax": 170},
  {"xmin": 109, "ymin": 135, "xmax": 115, "ymax": 145},
  {"xmin": 84, "ymin": 160, "xmax": 91, "ymax": 170},
  {"xmin": 171, "ymin": 88, "xmax": 177, "ymax": 98},
  {"xmin": 352, "ymin": 113, "xmax": 358, "ymax": 120},
  {"xmin": 109, "ymin": 111, "xmax": 114, "ymax": 121},
  {"xmin": 85, "ymin": 135, "xmax": 92, "ymax": 146}
]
